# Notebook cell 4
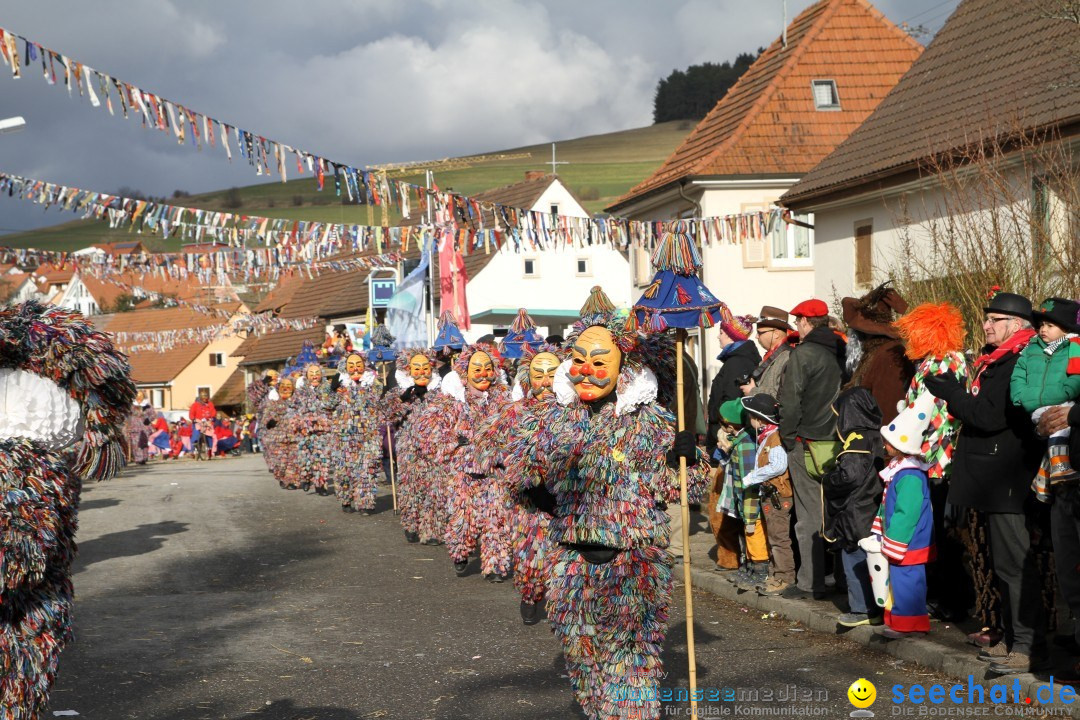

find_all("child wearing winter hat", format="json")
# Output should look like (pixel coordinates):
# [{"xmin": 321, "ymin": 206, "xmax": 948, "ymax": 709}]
[
  {"xmin": 867, "ymin": 392, "xmax": 937, "ymax": 638},
  {"xmin": 713, "ymin": 399, "xmax": 761, "ymax": 585},
  {"xmin": 737, "ymin": 393, "xmax": 796, "ymax": 596},
  {"xmin": 824, "ymin": 387, "xmax": 885, "ymax": 627},
  {"xmin": 1011, "ymin": 297, "xmax": 1080, "ymax": 494}
]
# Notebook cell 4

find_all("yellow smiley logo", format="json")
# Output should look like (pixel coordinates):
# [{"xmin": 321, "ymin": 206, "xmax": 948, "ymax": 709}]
[{"xmin": 847, "ymin": 678, "xmax": 876, "ymax": 709}]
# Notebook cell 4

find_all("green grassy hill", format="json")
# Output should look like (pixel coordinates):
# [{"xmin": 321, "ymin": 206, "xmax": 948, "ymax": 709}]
[{"xmin": 0, "ymin": 121, "xmax": 693, "ymax": 253}]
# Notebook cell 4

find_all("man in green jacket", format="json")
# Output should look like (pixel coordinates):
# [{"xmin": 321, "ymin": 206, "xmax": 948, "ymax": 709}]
[{"xmin": 778, "ymin": 299, "xmax": 845, "ymax": 600}]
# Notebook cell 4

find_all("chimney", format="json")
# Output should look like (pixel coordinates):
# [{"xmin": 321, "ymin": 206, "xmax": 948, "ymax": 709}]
[{"xmin": 524, "ymin": 170, "xmax": 546, "ymax": 181}]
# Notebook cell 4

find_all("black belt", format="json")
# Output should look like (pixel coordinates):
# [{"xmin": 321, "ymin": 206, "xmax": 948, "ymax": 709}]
[{"xmin": 562, "ymin": 542, "xmax": 622, "ymax": 565}]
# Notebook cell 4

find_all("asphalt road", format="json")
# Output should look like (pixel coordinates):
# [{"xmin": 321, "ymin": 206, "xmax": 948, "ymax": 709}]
[{"xmin": 48, "ymin": 454, "xmax": 974, "ymax": 720}]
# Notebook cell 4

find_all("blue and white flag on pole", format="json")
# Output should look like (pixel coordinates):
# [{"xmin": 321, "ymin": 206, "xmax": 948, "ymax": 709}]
[{"xmin": 386, "ymin": 245, "xmax": 430, "ymax": 349}]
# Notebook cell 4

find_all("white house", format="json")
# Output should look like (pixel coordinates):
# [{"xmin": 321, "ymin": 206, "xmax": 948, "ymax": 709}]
[
  {"xmin": 781, "ymin": 0, "xmax": 1080, "ymax": 304},
  {"xmin": 436, "ymin": 172, "xmax": 633, "ymax": 340},
  {"xmin": 605, "ymin": 0, "xmax": 921, "ymax": 390}
]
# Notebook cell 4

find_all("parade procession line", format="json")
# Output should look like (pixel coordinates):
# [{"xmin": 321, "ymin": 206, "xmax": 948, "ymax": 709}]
[{"xmin": 685, "ymin": 520, "xmax": 1080, "ymax": 717}]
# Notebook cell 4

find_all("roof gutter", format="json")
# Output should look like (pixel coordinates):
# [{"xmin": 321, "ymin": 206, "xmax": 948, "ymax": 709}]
[{"xmin": 677, "ymin": 179, "xmax": 702, "ymax": 217}]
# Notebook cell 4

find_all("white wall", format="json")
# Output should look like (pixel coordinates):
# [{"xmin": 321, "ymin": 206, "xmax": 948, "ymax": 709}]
[{"xmin": 56, "ymin": 276, "xmax": 99, "ymax": 316}]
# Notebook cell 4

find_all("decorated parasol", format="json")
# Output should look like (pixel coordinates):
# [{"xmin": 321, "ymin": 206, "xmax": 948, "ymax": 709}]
[
  {"xmin": 499, "ymin": 308, "xmax": 544, "ymax": 360},
  {"xmin": 631, "ymin": 220, "xmax": 726, "ymax": 714},
  {"xmin": 432, "ymin": 310, "xmax": 466, "ymax": 352},
  {"xmin": 367, "ymin": 324, "xmax": 397, "ymax": 365}
]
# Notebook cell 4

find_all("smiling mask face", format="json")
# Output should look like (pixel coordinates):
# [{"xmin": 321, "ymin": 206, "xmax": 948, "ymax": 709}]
[
  {"xmin": 278, "ymin": 379, "xmax": 295, "ymax": 400},
  {"xmin": 305, "ymin": 365, "xmax": 322, "ymax": 387},
  {"xmin": 467, "ymin": 351, "xmax": 495, "ymax": 391},
  {"xmin": 345, "ymin": 354, "xmax": 365, "ymax": 382},
  {"xmin": 529, "ymin": 352, "xmax": 560, "ymax": 399},
  {"xmin": 569, "ymin": 326, "xmax": 621, "ymax": 402},
  {"xmin": 409, "ymin": 354, "xmax": 433, "ymax": 387}
]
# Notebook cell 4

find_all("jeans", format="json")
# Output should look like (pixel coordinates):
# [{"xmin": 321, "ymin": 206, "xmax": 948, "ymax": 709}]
[{"xmin": 841, "ymin": 548, "xmax": 876, "ymax": 615}]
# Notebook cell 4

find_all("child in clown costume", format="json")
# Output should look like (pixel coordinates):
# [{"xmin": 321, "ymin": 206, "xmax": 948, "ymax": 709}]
[
  {"xmin": 507, "ymin": 287, "xmax": 708, "ymax": 720},
  {"xmin": 475, "ymin": 341, "xmax": 565, "ymax": 624},
  {"xmin": 892, "ymin": 303, "xmax": 969, "ymax": 480},
  {"xmin": 388, "ymin": 347, "xmax": 444, "ymax": 544},
  {"xmin": 440, "ymin": 342, "xmax": 514, "ymax": 580},
  {"xmin": 869, "ymin": 391, "xmax": 937, "ymax": 638},
  {"xmin": 331, "ymin": 352, "xmax": 383, "ymax": 514},
  {"xmin": 0, "ymin": 301, "xmax": 136, "ymax": 719}
]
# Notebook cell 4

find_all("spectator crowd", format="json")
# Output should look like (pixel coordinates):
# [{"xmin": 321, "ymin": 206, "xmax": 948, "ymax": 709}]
[
  {"xmin": 125, "ymin": 388, "xmax": 260, "ymax": 463},
  {"xmin": 703, "ymin": 285, "xmax": 1080, "ymax": 681}
]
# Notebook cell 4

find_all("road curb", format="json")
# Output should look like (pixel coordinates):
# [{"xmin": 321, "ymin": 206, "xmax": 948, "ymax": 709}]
[{"xmin": 688, "ymin": 566, "xmax": 1080, "ymax": 716}]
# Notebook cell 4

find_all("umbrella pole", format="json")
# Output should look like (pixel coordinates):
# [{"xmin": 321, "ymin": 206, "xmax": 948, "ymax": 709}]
[
  {"xmin": 675, "ymin": 328, "xmax": 698, "ymax": 715},
  {"xmin": 387, "ymin": 424, "xmax": 398, "ymax": 513}
]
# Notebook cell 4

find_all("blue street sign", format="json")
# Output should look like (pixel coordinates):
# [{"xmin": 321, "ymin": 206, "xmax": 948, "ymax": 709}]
[{"xmin": 370, "ymin": 278, "xmax": 398, "ymax": 307}]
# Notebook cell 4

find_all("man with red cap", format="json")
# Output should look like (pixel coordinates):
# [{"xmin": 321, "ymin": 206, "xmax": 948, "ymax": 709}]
[{"xmin": 778, "ymin": 298, "xmax": 845, "ymax": 599}]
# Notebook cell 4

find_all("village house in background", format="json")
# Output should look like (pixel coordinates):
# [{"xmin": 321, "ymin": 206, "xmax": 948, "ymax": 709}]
[
  {"xmin": 606, "ymin": 0, "xmax": 922, "ymax": 387},
  {"xmin": 92, "ymin": 303, "xmax": 250, "ymax": 418},
  {"xmin": 781, "ymin": 0, "xmax": 1080, "ymax": 310},
  {"xmin": 441, "ymin": 172, "xmax": 632, "ymax": 340}
]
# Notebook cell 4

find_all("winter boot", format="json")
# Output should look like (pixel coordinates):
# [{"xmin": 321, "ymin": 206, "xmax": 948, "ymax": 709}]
[
  {"xmin": 520, "ymin": 601, "xmax": 541, "ymax": 625},
  {"xmin": 727, "ymin": 563, "xmax": 751, "ymax": 585},
  {"xmin": 734, "ymin": 562, "xmax": 769, "ymax": 591},
  {"xmin": 1049, "ymin": 445, "xmax": 1080, "ymax": 483},
  {"xmin": 404, "ymin": 530, "xmax": 420, "ymax": 543},
  {"xmin": 454, "ymin": 560, "xmax": 468, "ymax": 576}
]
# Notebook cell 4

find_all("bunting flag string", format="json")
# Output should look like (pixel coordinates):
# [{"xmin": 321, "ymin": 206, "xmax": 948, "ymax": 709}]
[
  {"xmin": 110, "ymin": 313, "xmax": 322, "ymax": 354},
  {"xmin": 0, "ymin": 170, "xmax": 786, "ymax": 275},
  {"xmin": 0, "ymin": 24, "xmax": 788, "ymax": 242}
]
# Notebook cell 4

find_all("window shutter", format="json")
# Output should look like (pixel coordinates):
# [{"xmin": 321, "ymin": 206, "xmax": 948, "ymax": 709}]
[{"xmin": 855, "ymin": 224, "xmax": 873, "ymax": 286}]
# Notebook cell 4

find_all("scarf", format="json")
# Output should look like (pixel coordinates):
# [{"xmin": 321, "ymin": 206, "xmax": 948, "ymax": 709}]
[
  {"xmin": 1044, "ymin": 333, "xmax": 1078, "ymax": 356},
  {"xmin": 972, "ymin": 328, "xmax": 1035, "ymax": 392}
]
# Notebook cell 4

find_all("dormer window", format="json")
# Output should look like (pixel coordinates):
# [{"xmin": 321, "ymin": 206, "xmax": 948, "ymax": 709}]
[{"xmin": 812, "ymin": 79, "xmax": 840, "ymax": 110}]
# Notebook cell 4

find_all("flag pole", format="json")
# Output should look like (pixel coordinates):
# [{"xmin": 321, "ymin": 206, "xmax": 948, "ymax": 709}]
[{"xmin": 675, "ymin": 327, "xmax": 698, "ymax": 715}]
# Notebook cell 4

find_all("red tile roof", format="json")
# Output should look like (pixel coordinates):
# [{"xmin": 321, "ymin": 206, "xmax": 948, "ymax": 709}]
[
  {"xmin": 234, "ymin": 325, "xmax": 327, "ymax": 366},
  {"xmin": 211, "ymin": 368, "xmax": 247, "ymax": 408},
  {"xmin": 608, "ymin": 0, "xmax": 922, "ymax": 211},
  {"xmin": 782, "ymin": 0, "xmax": 1080, "ymax": 206}
]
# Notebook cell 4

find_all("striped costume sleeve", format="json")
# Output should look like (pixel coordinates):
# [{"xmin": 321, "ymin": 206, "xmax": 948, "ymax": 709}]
[{"xmin": 882, "ymin": 473, "xmax": 923, "ymax": 562}]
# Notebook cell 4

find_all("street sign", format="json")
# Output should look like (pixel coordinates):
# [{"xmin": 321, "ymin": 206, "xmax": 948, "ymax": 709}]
[{"xmin": 370, "ymin": 278, "xmax": 398, "ymax": 307}]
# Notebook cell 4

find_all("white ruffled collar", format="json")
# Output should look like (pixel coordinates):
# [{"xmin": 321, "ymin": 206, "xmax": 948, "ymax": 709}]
[{"xmin": 396, "ymin": 368, "xmax": 441, "ymax": 392}]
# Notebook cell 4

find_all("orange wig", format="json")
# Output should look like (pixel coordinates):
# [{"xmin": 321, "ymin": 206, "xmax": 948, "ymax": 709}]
[{"xmin": 893, "ymin": 302, "xmax": 967, "ymax": 361}]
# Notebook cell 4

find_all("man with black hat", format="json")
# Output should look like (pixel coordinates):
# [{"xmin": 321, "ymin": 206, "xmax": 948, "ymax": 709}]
[
  {"xmin": 924, "ymin": 290, "xmax": 1046, "ymax": 675},
  {"xmin": 778, "ymin": 298, "xmax": 845, "ymax": 599},
  {"xmin": 746, "ymin": 306, "xmax": 794, "ymax": 399}
]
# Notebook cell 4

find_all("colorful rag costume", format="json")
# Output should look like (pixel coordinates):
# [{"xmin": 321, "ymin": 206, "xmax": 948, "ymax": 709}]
[
  {"xmin": 331, "ymin": 355, "xmax": 383, "ymax": 513},
  {"xmin": 507, "ymin": 293, "xmax": 708, "ymax": 720},
  {"xmin": 475, "ymin": 342, "xmax": 563, "ymax": 611},
  {"xmin": 261, "ymin": 380, "xmax": 299, "ymax": 488},
  {"xmin": 441, "ymin": 343, "xmax": 513, "ymax": 577},
  {"xmin": 389, "ymin": 348, "xmax": 444, "ymax": 543},
  {"xmin": 0, "ymin": 301, "xmax": 136, "ymax": 719},
  {"xmin": 291, "ymin": 366, "xmax": 336, "ymax": 494}
]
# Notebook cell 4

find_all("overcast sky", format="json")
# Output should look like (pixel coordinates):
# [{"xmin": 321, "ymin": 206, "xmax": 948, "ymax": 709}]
[{"xmin": 0, "ymin": 0, "xmax": 960, "ymax": 235}]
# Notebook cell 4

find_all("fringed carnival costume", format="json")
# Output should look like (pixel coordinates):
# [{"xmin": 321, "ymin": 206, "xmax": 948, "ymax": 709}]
[
  {"xmin": 331, "ymin": 353, "xmax": 383, "ymax": 513},
  {"xmin": 441, "ymin": 343, "xmax": 514, "ymax": 580},
  {"xmin": 0, "ymin": 301, "xmax": 136, "ymax": 720},
  {"xmin": 261, "ymin": 377, "xmax": 298, "ymax": 488},
  {"xmin": 505, "ymin": 288, "xmax": 708, "ymax": 720},
  {"xmin": 291, "ymin": 364, "xmax": 337, "ymax": 495},
  {"xmin": 389, "ymin": 348, "xmax": 443, "ymax": 544},
  {"xmin": 475, "ymin": 338, "xmax": 565, "ymax": 624}
]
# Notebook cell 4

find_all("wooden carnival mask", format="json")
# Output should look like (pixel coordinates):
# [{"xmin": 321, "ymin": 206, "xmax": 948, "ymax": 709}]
[
  {"xmin": 529, "ymin": 352, "xmax": 560, "ymax": 399},
  {"xmin": 345, "ymin": 353, "xmax": 365, "ymax": 382},
  {"xmin": 467, "ymin": 351, "xmax": 495, "ymax": 391},
  {"xmin": 265, "ymin": 369, "xmax": 280, "ymax": 386},
  {"xmin": 409, "ymin": 354, "xmax": 433, "ymax": 387},
  {"xmin": 305, "ymin": 365, "xmax": 323, "ymax": 387},
  {"xmin": 278, "ymin": 379, "xmax": 295, "ymax": 400},
  {"xmin": 569, "ymin": 326, "xmax": 621, "ymax": 402}
]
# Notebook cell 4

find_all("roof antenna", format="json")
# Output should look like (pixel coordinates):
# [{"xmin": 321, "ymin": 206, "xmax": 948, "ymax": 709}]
[{"xmin": 782, "ymin": 0, "xmax": 788, "ymax": 48}]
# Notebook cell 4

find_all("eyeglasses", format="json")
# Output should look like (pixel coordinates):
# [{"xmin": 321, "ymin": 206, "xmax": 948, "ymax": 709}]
[
  {"xmin": 984, "ymin": 316, "xmax": 1013, "ymax": 325},
  {"xmin": 756, "ymin": 328, "xmax": 780, "ymax": 336}
]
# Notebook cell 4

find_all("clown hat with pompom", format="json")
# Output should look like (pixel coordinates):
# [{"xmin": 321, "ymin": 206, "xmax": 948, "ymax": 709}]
[{"xmin": 882, "ymin": 391, "xmax": 936, "ymax": 456}]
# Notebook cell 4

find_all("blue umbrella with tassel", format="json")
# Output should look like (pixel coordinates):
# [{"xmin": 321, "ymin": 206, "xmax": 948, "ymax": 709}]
[
  {"xmin": 631, "ymin": 220, "xmax": 726, "ymax": 714},
  {"xmin": 499, "ymin": 308, "xmax": 544, "ymax": 360}
]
